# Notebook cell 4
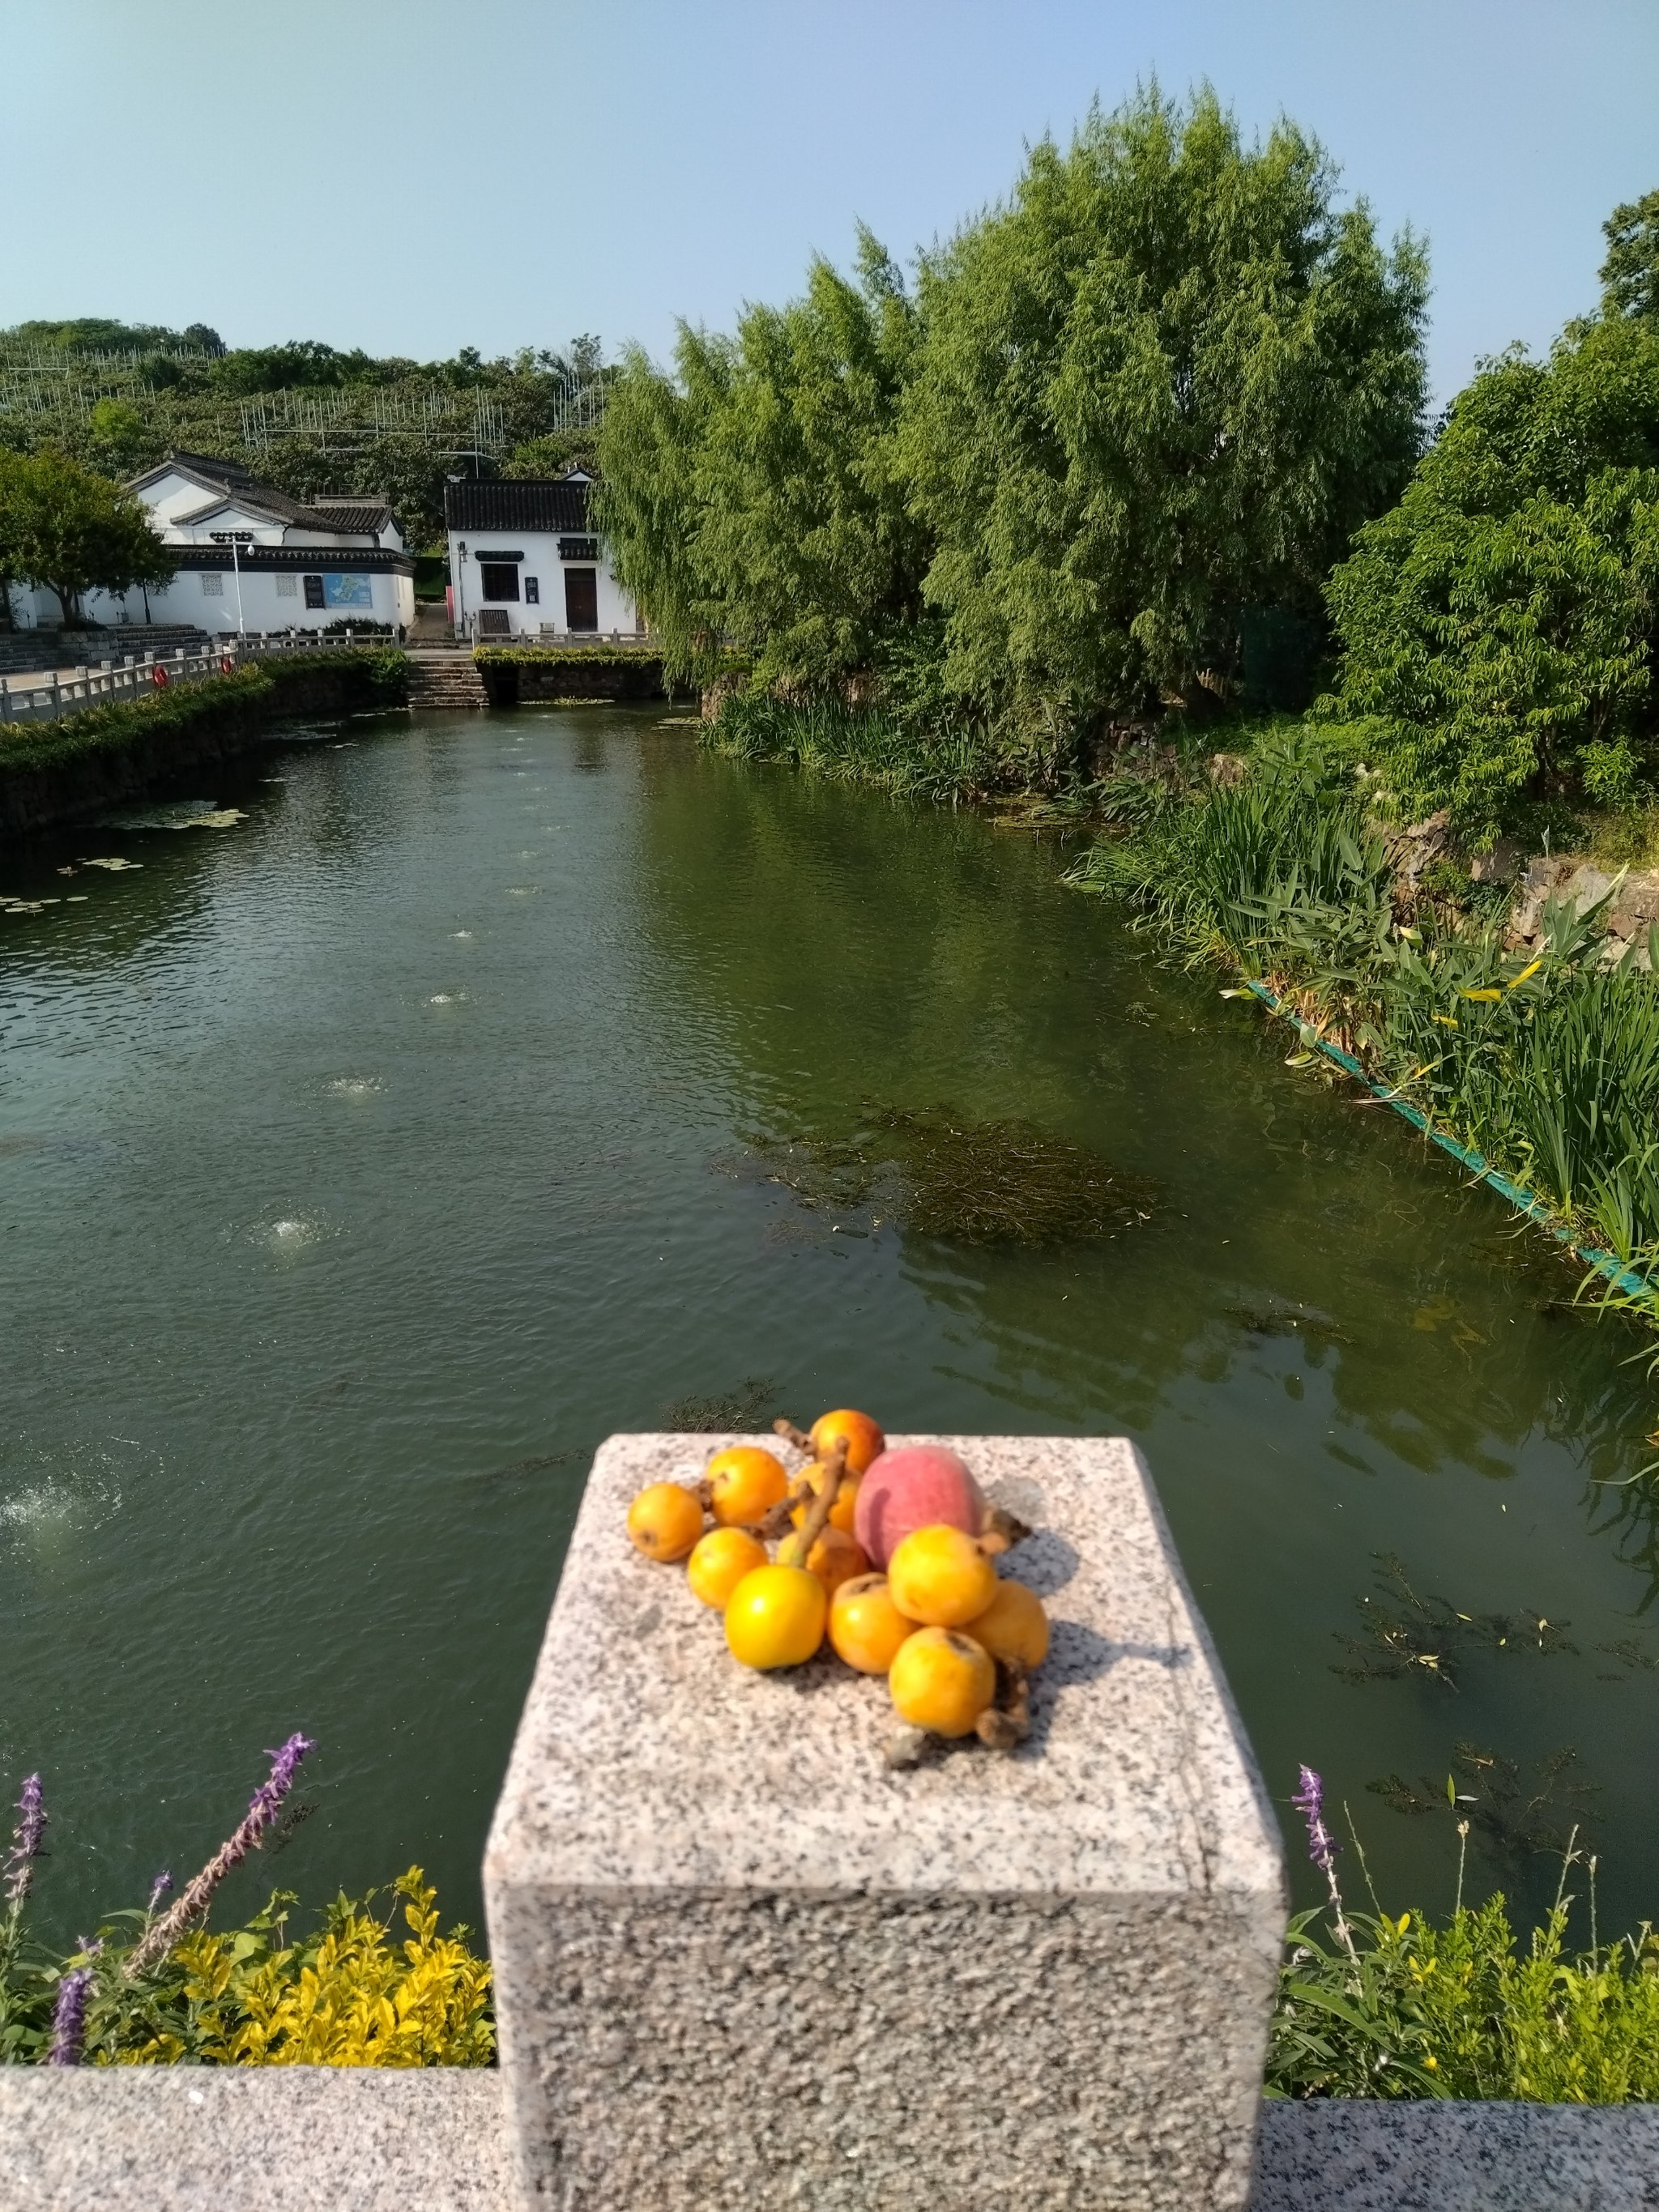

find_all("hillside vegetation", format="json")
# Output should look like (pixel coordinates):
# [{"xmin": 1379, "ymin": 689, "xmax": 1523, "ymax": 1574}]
[{"xmin": 0, "ymin": 319, "xmax": 610, "ymax": 548}]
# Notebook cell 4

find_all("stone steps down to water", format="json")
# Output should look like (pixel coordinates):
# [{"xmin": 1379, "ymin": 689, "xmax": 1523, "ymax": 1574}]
[{"xmin": 405, "ymin": 654, "xmax": 488, "ymax": 711}]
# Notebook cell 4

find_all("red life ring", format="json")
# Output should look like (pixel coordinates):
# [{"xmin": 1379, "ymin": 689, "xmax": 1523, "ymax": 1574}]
[
  {"xmin": 151, "ymin": 663, "xmax": 169, "ymax": 688},
  {"xmin": 220, "ymin": 654, "xmax": 235, "ymax": 674}
]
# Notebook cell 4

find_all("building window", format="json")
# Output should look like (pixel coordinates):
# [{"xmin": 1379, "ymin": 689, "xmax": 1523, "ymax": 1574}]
[
  {"xmin": 304, "ymin": 576, "xmax": 325, "ymax": 609},
  {"xmin": 524, "ymin": 575, "xmax": 539, "ymax": 605},
  {"xmin": 480, "ymin": 563, "xmax": 520, "ymax": 602},
  {"xmin": 201, "ymin": 571, "xmax": 224, "ymax": 597},
  {"xmin": 275, "ymin": 574, "xmax": 298, "ymax": 599},
  {"xmin": 558, "ymin": 537, "xmax": 599, "ymax": 561},
  {"xmin": 564, "ymin": 567, "xmax": 599, "ymax": 631}
]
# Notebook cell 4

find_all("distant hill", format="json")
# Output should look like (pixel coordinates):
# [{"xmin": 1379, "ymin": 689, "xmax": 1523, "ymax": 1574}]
[{"xmin": 0, "ymin": 326, "xmax": 609, "ymax": 547}]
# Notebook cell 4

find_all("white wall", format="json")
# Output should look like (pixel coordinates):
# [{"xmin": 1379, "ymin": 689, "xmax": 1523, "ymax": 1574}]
[
  {"xmin": 446, "ymin": 529, "xmax": 638, "ymax": 637},
  {"xmin": 6, "ymin": 568, "xmax": 413, "ymax": 633}
]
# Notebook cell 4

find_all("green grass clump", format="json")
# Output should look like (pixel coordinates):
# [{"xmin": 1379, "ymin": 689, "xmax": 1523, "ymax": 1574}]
[
  {"xmin": 703, "ymin": 688, "xmax": 1014, "ymax": 806},
  {"xmin": 1067, "ymin": 727, "xmax": 1659, "ymax": 1309}
]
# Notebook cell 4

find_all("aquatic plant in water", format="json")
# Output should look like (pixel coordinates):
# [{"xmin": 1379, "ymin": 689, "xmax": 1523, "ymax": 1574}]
[
  {"xmin": 743, "ymin": 1105, "xmax": 1158, "ymax": 1247},
  {"xmin": 664, "ymin": 1377, "xmax": 777, "ymax": 1431}
]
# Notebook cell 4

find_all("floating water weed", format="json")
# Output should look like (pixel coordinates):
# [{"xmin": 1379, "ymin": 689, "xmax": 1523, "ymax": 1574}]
[
  {"xmin": 1367, "ymin": 1743, "xmax": 1599, "ymax": 1866},
  {"xmin": 744, "ymin": 1105, "xmax": 1158, "ymax": 1247},
  {"xmin": 663, "ymin": 1378, "xmax": 777, "ymax": 1431},
  {"xmin": 1333, "ymin": 1553, "xmax": 1576, "ymax": 1692}
]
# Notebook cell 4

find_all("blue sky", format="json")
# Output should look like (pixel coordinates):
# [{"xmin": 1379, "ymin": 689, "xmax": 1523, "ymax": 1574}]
[{"xmin": 6, "ymin": 0, "xmax": 1657, "ymax": 405}]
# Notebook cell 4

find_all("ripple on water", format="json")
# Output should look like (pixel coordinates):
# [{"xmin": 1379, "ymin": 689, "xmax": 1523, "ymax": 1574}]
[
  {"xmin": 246, "ymin": 1211, "xmax": 338, "ymax": 1257},
  {"xmin": 426, "ymin": 991, "xmax": 468, "ymax": 1006},
  {"xmin": 324, "ymin": 1076, "xmax": 385, "ymax": 1100},
  {"xmin": 0, "ymin": 1437, "xmax": 152, "ymax": 1554}
]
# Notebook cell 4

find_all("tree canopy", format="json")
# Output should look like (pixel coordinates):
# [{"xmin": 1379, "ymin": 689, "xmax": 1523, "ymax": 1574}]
[
  {"xmin": 0, "ymin": 449, "xmax": 176, "ymax": 624},
  {"xmin": 1322, "ymin": 308, "xmax": 1659, "ymax": 842},
  {"xmin": 597, "ymin": 88, "xmax": 1428, "ymax": 729},
  {"xmin": 898, "ymin": 89, "xmax": 1427, "ymax": 726},
  {"xmin": 1601, "ymin": 188, "xmax": 1659, "ymax": 325},
  {"xmin": 597, "ymin": 232, "xmax": 923, "ymax": 688}
]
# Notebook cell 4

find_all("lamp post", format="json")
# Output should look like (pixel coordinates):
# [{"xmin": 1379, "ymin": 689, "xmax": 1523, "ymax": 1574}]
[{"xmin": 209, "ymin": 530, "xmax": 252, "ymax": 636}]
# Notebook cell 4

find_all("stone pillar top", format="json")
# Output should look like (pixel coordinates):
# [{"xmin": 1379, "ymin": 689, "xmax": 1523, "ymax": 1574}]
[{"xmin": 486, "ymin": 1432, "xmax": 1283, "ymax": 1907}]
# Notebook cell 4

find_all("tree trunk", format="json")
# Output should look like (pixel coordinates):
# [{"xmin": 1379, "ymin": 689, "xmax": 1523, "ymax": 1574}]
[{"xmin": 50, "ymin": 581, "xmax": 82, "ymax": 627}]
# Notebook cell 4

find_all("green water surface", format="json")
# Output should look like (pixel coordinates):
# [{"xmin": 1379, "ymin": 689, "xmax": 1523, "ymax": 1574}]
[{"xmin": 4, "ymin": 705, "xmax": 1658, "ymax": 1944}]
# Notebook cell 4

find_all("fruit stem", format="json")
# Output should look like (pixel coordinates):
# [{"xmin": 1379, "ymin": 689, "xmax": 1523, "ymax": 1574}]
[
  {"xmin": 975, "ymin": 1662, "xmax": 1031, "ymax": 1753},
  {"xmin": 775, "ymin": 1436, "xmax": 848, "ymax": 1570},
  {"xmin": 978, "ymin": 1503, "xmax": 1031, "ymax": 1557},
  {"xmin": 772, "ymin": 1417, "xmax": 815, "ymax": 1455}
]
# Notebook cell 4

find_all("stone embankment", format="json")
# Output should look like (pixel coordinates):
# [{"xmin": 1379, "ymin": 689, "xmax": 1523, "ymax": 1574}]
[
  {"xmin": 476, "ymin": 646, "xmax": 667, "ymax": 705},
  {"xmin": 1367, "ymin": 802, "xmax": 1659, "ymax": 968},
  {"xmin": 0, "ymin": 655, "xmax": 406, "ymax": 838}
]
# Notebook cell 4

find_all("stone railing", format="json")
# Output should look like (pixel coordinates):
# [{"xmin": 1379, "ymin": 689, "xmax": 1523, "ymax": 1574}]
[
  {"xmin": 0, "ymin": 632, "xmax": 394, "ymax": 727},
  {"xmin": 2, "ymin": 1434, "xmax": 1656, "ymax": 2210}
]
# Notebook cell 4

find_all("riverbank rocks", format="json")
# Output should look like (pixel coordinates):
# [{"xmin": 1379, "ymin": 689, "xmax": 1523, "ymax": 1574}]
[
  {"xmin": 1505, "ymin": 856, "xmax": 1659, "ymax": 967},
  {"xmin": 485, "ymin": 1432, "xmax": 1285, "ymax": 2212}
]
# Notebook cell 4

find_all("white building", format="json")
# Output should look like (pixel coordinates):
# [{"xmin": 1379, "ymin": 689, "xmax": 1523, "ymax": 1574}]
[
  {"xmin": 5, "ymin": 450, "xmax": 416, "ymax": 635},
  {"xmin": 443, "ymin": 474, "xmax": 639, "ymax": 640}
]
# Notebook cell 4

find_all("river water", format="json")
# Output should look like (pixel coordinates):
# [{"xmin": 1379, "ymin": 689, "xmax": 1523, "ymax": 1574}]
[{"xmin": 5, "ymin": 704, "xmax": 1659, "ymax": 1945}]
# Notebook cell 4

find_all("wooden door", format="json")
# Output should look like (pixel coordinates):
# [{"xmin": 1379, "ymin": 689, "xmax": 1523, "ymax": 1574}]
[{"xmin": 564, "ymin": 567, "xmax": 599, "ymax": 632}]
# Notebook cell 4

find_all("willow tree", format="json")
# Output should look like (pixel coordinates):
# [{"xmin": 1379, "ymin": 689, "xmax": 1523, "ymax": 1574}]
[
  {"xmin": 896, "ymin": 88, "xmax": 1429, "ymax": 727},
  {"xmin": 595, "ymin": 230, "xmax": 924, "ymax": 687}
]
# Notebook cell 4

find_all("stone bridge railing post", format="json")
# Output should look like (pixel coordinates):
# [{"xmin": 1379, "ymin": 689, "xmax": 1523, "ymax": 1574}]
[{"xmin": 486, "ymin": 1433, "xmax": 1286, "ymax": 2211}]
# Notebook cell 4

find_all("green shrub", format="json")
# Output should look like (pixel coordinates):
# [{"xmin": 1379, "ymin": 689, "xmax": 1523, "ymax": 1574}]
[
  {"xmin": 1321, "ymin": 316, "xmax": 1659, "ymax": 846},
  {"xmin": 1273, "ymin": 1778, "xmax": 1659, "ymax": 2100}
]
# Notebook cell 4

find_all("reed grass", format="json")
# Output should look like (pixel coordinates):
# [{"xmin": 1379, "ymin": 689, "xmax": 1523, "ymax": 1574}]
[{"xmin": 1067, "ymin": 728, "xmax": 1659, "ymax": 1314}]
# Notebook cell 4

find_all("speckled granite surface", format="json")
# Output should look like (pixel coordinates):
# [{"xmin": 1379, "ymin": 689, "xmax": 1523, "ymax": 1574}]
[
  {"xmin": 1252, "ymin": 2099, "xmax": 1659, "ymax": 2210},
  {"xmin": 485, "ymin": 1433, "xmax": 1287, "ymax": 2210},
  {"xmin": 6, "ymin": 2071, "xmax": 1657, "ymax": 2210},
  {"xmin": 0, "ymin": 2068, "xmax": 510, "ymax": 2211}
]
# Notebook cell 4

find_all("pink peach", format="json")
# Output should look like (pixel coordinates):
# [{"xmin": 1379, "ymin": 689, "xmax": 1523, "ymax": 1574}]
[{"xmin": 853, "ymin": 1445, "xmax": 986, "ymax": 1569}]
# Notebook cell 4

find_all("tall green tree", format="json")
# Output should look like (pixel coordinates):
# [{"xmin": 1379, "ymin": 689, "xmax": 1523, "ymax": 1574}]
[
  {"xmin": 896, "ymin": 87, "xmax": 1428, "ymax": 727},
  {"xmin": 1323, "ymin": 305, "xmax": 1659, "ymax": 842},
  {"xmin": 1601, "ymin": 187, "xmax": 1659, "ymax": 323},
  {"xmin": 596, "ymin": 232, "xmax": 923, "ymax": 686},
  {"xmin": 0, "ymin": 449, "xmax": 175, "ymax": 624}
]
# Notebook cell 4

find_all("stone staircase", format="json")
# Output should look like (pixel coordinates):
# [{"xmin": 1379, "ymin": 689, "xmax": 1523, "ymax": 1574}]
[{"xmin": 405, "ymin": 649, "xmax": 488, "ymax": 711}]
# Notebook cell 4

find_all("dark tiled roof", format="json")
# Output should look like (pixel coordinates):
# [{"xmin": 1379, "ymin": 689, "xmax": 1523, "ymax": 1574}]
[
  {"xmin": 135, "ymin": 454, "xmax": 394, "ymax": 539},
  {"xmin": 444, "ymin": 477, "xmax": 590, "ymax": 533},
  {"xmin": 308, "ymin": 502, "xmax": 393, "ymax": 537},
  {"xmin": 162, "ymin": 449, "xmax": 258, "ymax": 486}
]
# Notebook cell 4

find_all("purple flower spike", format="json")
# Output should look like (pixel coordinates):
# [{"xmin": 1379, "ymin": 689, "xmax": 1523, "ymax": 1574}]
[
  {"xmin": 147, "ymin": 1871, "xmax": 173, "ymax": 1914},
  {"xmin": 1291, "ymin": 1764, "xmax": 1338, "ymax": 1877},
  {"xmin": 124, "ymin": 1733, "xmax": 316, "ymax": 1980},
  {"xmin": 4, "ymin": 1773, "xmax": 45, "ymax": 1911},
  {"xmin": 48, "ymin": 1966, "xmax": 94, "ymax": 2065},
  {"xmin": 247, "ymin": 1735, "xmax": 314, "ymax": 1834}
]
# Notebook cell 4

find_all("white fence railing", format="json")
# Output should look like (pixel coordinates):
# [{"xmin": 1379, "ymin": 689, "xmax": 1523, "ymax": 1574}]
[{"xmin": 0, "ymin": 631, "xmax": 390, "ymax": 728}]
